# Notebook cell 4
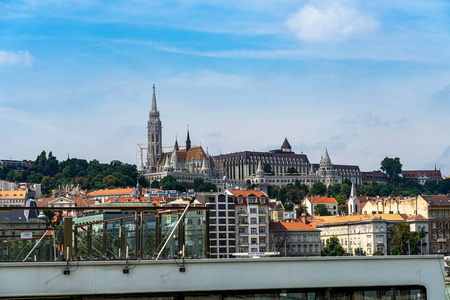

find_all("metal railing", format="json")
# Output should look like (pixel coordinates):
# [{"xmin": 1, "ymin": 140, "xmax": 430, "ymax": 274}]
[{"xmin": 0, "ymin": 205, "xmax": 209, "ymax": 262}]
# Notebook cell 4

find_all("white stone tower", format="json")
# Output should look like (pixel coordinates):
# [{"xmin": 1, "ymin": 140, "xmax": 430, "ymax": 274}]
[{"xmin": 147, "ymin": 84, "xmax": 162, "ymax": 169}]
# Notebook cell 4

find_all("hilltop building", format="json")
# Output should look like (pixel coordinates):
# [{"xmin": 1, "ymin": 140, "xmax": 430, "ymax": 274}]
[
  {"xmin": 402, "ymin": 169, "xmax": 442, "ymax": 185},
  {"xmin": 214, "ymin": 143, "xmax": 361, "ymax": 189}
]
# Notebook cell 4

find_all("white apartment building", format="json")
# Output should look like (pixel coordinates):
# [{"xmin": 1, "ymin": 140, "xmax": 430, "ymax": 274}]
[{"xmin": 227, "ymin": 189, "xmax": 270, "ymax": 254}]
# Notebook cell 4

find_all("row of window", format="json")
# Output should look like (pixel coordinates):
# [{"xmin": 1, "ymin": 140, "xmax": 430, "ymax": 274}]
[
  {"xmin": 430, "ymin": 210, "xmax": 450, "ymax": 218},
  {"xmin": 322, "ymin": 226, "xmax": 385, "ymax": 236}
]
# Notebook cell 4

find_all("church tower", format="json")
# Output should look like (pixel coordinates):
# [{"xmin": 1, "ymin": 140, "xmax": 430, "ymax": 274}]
[{"xmin": 147, "ymin": 84, "xmax": 162, "ymax": 169}]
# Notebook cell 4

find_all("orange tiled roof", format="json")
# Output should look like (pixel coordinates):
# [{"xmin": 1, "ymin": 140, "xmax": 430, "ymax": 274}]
[
  {"xmin": 269, "ymin": 222, "xmax": 317, "ymax": 231},
  {"xmin": 322, "ymin": 213, "xmax": 407, "ymax": 224},
  {"xmin": 407, "ymin": 215, "xmax": 426, "ymax": 220},
  {"xmin": 88, "ymin": 188, "xmax": 135, "ymax": 196},
  {"xmin": 228, "ymin": 189, "xmax": 268, "ymax": 198},
  {"xmin": 0, "ymin": 190, "xmax": 27, "ymax": 199},
  {"xmin": 307, "ymin": 197, "xmax": 337, "ymax": 204}
]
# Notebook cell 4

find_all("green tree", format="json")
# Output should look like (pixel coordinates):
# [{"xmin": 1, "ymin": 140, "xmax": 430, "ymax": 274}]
[
  {"xmin": 287, "ymin": 167, "xmax": 298, "ymax": 174},
  {"xmin": 160, "ymin": 175, "xmax": 186, "ymax": 192},
  {"xmin": 354, "ymin": 247, "xmax": 366, "ymax": 256},
  {"xmin": 389, "ymin": 222, "xmax": 427, "ymax": 255},
  {"xmin": 314, "ymin": 203, "xmax": 331, "ymax": 216},
  {"xmin": 322, "ymin": 236, "xmax": 345, "ymax": 256},
  {"xmin": 296, "ymin": 203, "xmax": 309, "ymax": 218},
  {"xmin": 340, "ymin": 183, "xmax": 351, "ymax": 198},
  {"xmin": 103, "ymin": 175, "xmax": 118, "ymax": 187},
  {"xmin": 151, "ymin": 180, "xmax": 160, "ymax": 189},
  {"xmin": 194, "ymin": 178, "xmax": 217, "ymax": 192},
  {"xmin": 263, "ymin": 163, "xmax": 272, "ymax": 174},
  {"xmin": 380, "ymin": 157, "xmax": 402, "ymax": 182},
  {"xmin": 310, "ymin": 182, "xmax": 327, "ymax": 196}
]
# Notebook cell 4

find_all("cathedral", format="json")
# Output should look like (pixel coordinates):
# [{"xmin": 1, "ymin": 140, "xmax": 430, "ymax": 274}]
[
  {"xmin": 140, "ymin": 85, "xmax": 362, "ymax": 190},
  {"xmin": 141, "ymin": 85, "xmax": 219, "ymax": 185}
]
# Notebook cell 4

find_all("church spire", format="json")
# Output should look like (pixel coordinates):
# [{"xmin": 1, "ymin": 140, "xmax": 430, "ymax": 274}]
[
  {"xmin": 174, "ymin": 137, "xmax": 179, "ymax": 151},
  {"xmin": 186, "ymin": 124, "xmax": 191, "ymax": 152},
  {"xmin": 151, "ymin": 84, "xmax": 157, "ymax": 112}
]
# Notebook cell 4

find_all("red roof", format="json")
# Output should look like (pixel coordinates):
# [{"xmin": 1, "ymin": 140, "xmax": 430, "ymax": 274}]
[
  {"xmin": 228, "ymin": 189, "xmax": 268, "ymax": 198},
  {"xmin": 37, "ymin": 196, "xmax": 95, "ymax": 207},
  {"xmin": 269, "ymin": 221, "xmax": 317, "ymax": 231},
  {"xmin": 402, "ymin": 170, "xmax": 442, "ymax": 179},
  {"xmin": 307, "ymin": 197, "xmax": 337, "ymax": 204}
]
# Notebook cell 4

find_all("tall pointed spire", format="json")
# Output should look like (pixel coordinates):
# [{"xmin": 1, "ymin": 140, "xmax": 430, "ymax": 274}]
[
  {"xmin": 256, "ymin": 160, "xmax": 264, "ymax": 177},
  {"xmin": 186, "ymin": 124, "xmax": 191, "ymax": 152},
  {"xmin": 350, "ymin": 180, "xmax": 357, "ymax": 198},
  {"xmin": 151, "ymin": 84, "xmax": 157, "ymax": 112},
  {"xmin": 322, "ymin": 147, "xmax": 331, "ymax": 164},
  {"xmin": 174, "ymin": 137, "xmax": 179, "ymax": 151}
]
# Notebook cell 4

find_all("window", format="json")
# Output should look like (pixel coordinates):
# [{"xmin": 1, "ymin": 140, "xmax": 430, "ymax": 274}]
[
  {"xmin": 238, "ymin": 197, "xmax": 243, "ymax": 204},
  {"xmin": 259, "ymin": 228, "xmax": 265, "ymax": 234},
  {"xmin": 440, "ymin": 211, "xmax": 442, "ymax": 218},
  {"xmin": 260, "ymin": 238, "xmax": 265, "ymax": 243},
  {"xmin": 251, "ymin": 218, "xmax": 257, "ymax": 224},
  {"xmin": 251, "ymin": 228, "xmax": 257, "ymax": 234},
  {"xmin": 248, "ymin": 197, "xmax": 257, "ymax": 204},
  {"xmin": 260, "ymin": 197, "xmax": 266, "ymax": 204},
  {"xmin": 432, "ymin": 211, "xmax": 436, "ymax": 218},
  {"xmin": 250, "ymin": 208, "xmax": 257, "ymax": 214},
  {"xmin": 219, "ymin": 204, "xmax": 226, "ymax": 210},
  {"xmin": 432, "ymin": 222, "xmax": 436, "ymax": 229},
  {"xmin": 446, "ymin": 211, "xmax": 449, "ymax": 218}
]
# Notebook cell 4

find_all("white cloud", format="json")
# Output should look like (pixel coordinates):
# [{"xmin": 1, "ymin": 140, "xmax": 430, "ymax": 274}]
[
  {"xmin": 0, "ymin": 50, "xmax": 33, "ymax": 66},
  {"xmin": 285, "ymin": 0, "xmax": 379, "ymax": 42}
]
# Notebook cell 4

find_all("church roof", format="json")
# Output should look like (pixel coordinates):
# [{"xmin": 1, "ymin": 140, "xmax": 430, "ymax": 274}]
[
  {"xmin": 186, "ymin": 146, "xmax": 208, "ymax": 161},
  {"xmin": 281, "ymin": 138, "xmax": 291, "ymax": 149}
]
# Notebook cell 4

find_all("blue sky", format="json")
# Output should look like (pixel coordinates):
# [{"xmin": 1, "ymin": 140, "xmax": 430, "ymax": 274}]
[{"xmin": 1, "ymin": 0, "xmax": 450, "ymax": 175}]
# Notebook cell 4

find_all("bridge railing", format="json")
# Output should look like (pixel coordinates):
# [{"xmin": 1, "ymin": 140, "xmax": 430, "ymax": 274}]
[{"xmin": 0, "ymin": 206, "xmax": 209, "ymax": 262}]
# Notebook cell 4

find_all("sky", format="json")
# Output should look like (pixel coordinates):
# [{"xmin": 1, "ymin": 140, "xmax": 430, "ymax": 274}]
[{"xmin": 1, "ymin": 0, "xmax": 450, "ymax": 175}]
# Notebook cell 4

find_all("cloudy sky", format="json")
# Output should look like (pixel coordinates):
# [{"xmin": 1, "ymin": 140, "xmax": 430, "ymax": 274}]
[{"xmin": 1, "ymin": 0, "xmax": 450, "ymax": 175}]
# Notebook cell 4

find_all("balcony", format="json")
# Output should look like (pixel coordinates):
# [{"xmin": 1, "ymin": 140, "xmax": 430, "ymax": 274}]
[
  {"xmin": 238, "ymin": 242, "xmax": 249, "ymax": 246},
  {"xmin": 238, "ymin": 222, "xmax": 249, "ymax": 227},
  {"xmin": 438, "ymin": 249, "xmax": 447, "ymax": 254},
  {"xmin": 259, "ymin": 222, "xmax": 267, "ymax": 226},
  {"xmin": 436, "ymin": 238, "xmax": 448, "ymax": 243},
  {"xmin": 238, "ymin": 232, "xmax": 248, "ymax": 236},
  {"xmin": 259, "ymin": 242, "xmax": 267, "ymax": 246},
  {"xmin": 238, "ymin": 211, "xmax": 248, "ymax": 216},
  {"xmin": 259, "ymin": 211, "xmax": 267, "ymax": 216},
  {"xmin": 259, "ymin": 232, "xmax": 267, "ymax": 236}
]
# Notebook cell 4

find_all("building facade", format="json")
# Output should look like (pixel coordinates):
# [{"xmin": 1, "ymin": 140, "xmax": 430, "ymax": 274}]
[
  {"xmin": 215, "ymin": 143, "xmax": 362, "ymax": 189},
  {"xmin": 318, "ymin": 214, "xmax": 429, "ymax": 256},
  {"xmin": 227, "ymin": 189, "xmax": 270, "ymax": 254},
  {"xmin": 197, "ymin": 193, "xmax": 237, "ymax": 258},
  {"xmin": 421, "ymin": 194, "xmax": 450, "ymax": 255},
  {"xmin": 303, "ymin": 196, "xmax": 339, "ymax": 216},
  {"xmin": 269, "ymin": 222, "xmax": 321, "ymax": 256}
]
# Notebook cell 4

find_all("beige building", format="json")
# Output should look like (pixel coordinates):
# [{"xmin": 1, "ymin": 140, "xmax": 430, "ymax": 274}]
[
  {"xmin": 362, "ymin": 196, "xmax": 429, "ymax": 217},
  {"xmin": 227, "ymin": 189, "xmax": 269, "ymax": 254},
  {"xmin": 317, "ymin": 214, "xmax": 428, "ymax": 256}
]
